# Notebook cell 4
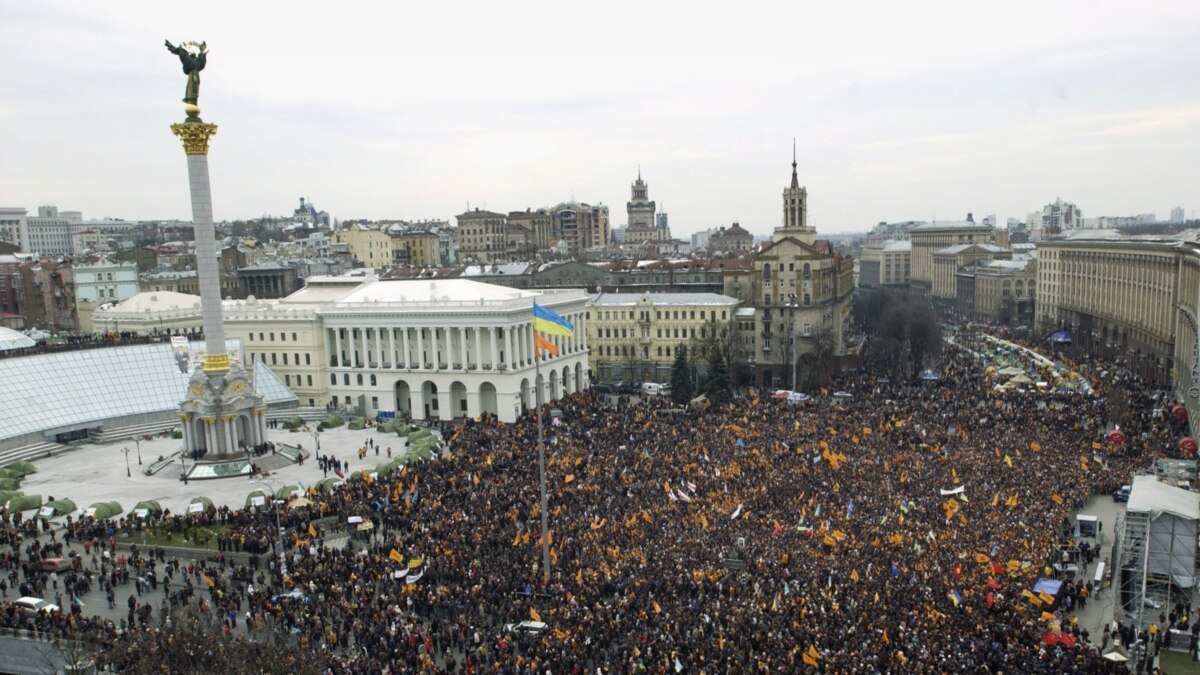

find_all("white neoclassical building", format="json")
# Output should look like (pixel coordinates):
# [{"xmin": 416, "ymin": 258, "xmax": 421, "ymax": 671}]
[{"xmin": 320, "ymin": 278, "xmax": 589, "ymax": 423}]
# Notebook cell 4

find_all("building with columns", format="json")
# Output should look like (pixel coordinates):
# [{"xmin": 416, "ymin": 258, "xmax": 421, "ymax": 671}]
[
  {"xmin": 1036, "ymin": 230, "xmax": 1184, "ymax": 387},
  {"xmin": 320, "ymin": 278, "xmax": 589, "ymax": 422}
]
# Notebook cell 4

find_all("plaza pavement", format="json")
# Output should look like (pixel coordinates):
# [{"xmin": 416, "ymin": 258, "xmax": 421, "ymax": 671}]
[{"xmin": 14, "ymin": 423, "xmax": 422, "ymax": 519}]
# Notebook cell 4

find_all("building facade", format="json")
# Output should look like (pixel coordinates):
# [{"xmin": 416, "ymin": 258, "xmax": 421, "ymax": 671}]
[
  {"xmin": 930, "ymin": 243, "xmax": 1008, "ymax": 304},
  {"xmin": 722, "ymin": 158, "xmax": 855, "ymax": 389},
  {"xmin": 858, "ymin": 240, "xmax": 911, "ymax": 288},
  {"xmin": 0, "ymin": 208, "xmax": 29, "ymax": 252},
  {"xmin": 973, "ymin": 258, "xmax": 1036, "ymax": 324},
  {"xmin": 456, "ymin": 209, "xmax": 509, "ymax": 263},
  {"xmin": 1037, "ymin": 230, "xmax": 1180, "ymax": 387},
  {"xmin": 908, "ymin": 219, "xmax": 994, "ymax": 296},
  {"xmin": 74, "ymin": 257, "xmax": 139, "ymax": 333},
  {"xmin": 334, "ymin": 226, "xmax": 393, "ymax": 269},
  {"xmin": 321, "ymin": 279, "xmax": 589, "ymax": 422},
  {"xmin": 587, "ymin": 291, "xmax": 739, "ymax": 383}
]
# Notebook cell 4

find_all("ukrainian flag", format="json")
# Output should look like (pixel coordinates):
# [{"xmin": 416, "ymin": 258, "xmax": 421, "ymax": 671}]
[{"xmin": 533, "ymin": 303, "xmax": 574, "ymax": 336}]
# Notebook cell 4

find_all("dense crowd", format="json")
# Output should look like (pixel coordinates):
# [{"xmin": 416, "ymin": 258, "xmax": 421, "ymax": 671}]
[{"xmin": 0, "ymin": 326, "xmax": 1192, "ymax": 673}]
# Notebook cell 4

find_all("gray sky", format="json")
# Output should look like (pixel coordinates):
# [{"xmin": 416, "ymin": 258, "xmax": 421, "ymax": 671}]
[{"xmin": 3, "ymin": 1, "xmax": 1199, "ymax": 237}]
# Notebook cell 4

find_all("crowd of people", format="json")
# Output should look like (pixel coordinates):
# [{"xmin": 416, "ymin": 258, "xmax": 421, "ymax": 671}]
[{"xmin": 0, "ymin": 324, "xmax": 1194, "ymax": 673}]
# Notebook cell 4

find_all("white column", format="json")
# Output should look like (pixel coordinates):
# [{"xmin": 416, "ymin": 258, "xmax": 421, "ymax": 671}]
[
  {"xmin": 388, "ymin": 328, "xmax": 396, "ymax": 368},
  {"xmin": 492, "ymin": 327, "xmax": 501, "ymax": 370},
  {"xmin": 360, "ymin": 329, "xmax": 368, "ymax": 367},
  {"xmin": 474, "ymin": 327, "xmax": 483, "ymax": 368},
  {"xmin": 334, "ymin": 329, "xmax": 343, "ymax": 367},
  {"xmin": 376, "ymin": 328, "xmax": 385, "ymax": 368},
  {"xmin": 460, "ymin": 327, "xmax": 469, "ymax": 368},
  {"xmin": 500, "ymin": 327, "xmax": 509, "ymax": 369},
  {"xmin": 526, "ymin": 323, "xmax": 534, "ymax": 365},
  {"xmin": 417, "ymin": 329, "xmax": 425, "ymax": 369},
  {"xmin": 182, "ymin": 418, "xmax": 193, "ymax": 455},
  {"xmin": 444, "ymin": 328, "xmax": 452, "ymax": 369}
]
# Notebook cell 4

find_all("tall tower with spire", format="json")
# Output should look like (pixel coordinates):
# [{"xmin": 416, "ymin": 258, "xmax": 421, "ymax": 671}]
[
  {"xmin": 775, "ymin": 140, "xmax": 815, "ymax": 245},
  {"xmin": 626, "ymin": 167, "xmax": 656, "ymax": 231}
]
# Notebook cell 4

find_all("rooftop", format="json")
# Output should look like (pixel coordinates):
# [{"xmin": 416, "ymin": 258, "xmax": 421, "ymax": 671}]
[
  {"xmin": 590, "ymin": 291, "xmax": 740, "ymax": 307},
  {"xmin": 0, "ymin": 340, "xmax": 295, "ymax": 446}
]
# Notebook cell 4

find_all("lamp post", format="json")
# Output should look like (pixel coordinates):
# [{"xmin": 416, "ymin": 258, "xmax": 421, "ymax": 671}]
[
  {"xmin": 312, "ymin": 428, "xmax": 320, "ymax": 451},
  {"xmin": 784, "ymin": 300, "xmax": 798, "ymax": 389},
  {"xmin": 136, "ymin": 437, "xmax": 142, "ymax": 465},
  {"xmin": 251, "ymin": 478, "xmax": 287, "ymax": 576},
  {"xmin": 122, "ymin": 447, "xmax": 131, "ymax": 477}
]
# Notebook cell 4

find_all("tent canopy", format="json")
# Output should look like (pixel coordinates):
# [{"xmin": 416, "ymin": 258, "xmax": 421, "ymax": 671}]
[
  {"xmin": 1127, "ymin": 475, "xmax": 1200, "ymax": 520},
  {"xmin": 44, "ymin": 498, "xmax": 77, "ymax": 516},
  {"xmin": 133, "ymin": 500, "xmax": 162, "ymax": 514},
  {"xmin": 87, "ymin": 502, "xmax": 123, "ymax": 519},
  {"xmin": 6, "ymin": 461, "xmax": 36, "ymax": 476},
  {"xmin": 275, "ymin": 485, "xmax": 300, "ymax": 499},
  {"xmin": 316, "ymin": 477, "xmax": 341, "ymax": 491}
]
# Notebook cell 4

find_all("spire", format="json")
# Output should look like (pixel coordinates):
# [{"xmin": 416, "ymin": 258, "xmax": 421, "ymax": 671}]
[
  {"xmin": 637, "ymin": 164, "xmax": 642, "ymax": 181},
  {"xmin": 790, "ymin": 138, "xmax": 799, "ymax": 189}
]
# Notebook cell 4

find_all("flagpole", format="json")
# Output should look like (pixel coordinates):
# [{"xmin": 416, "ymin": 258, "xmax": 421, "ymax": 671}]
[{"xmin": 535, "ymin": 304, "xmax": 551, "ymax": 584}]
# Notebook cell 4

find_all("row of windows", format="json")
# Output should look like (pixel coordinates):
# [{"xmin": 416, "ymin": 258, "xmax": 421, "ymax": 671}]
[
  {"xmin": 762, "ymin": 262, "xmax": 812, "ymax": 279},
  {"xmin": 593, "ymin": 309, "xmax": 728, "ymax": 321},
  {"xmin": 248, "ymin": 331, "xmax": 299, "ymax": 342},
  {"xmin": 283, "ymin": 374, "xmax": 314, "ymax": 387},
  {"xmin": 250, "ymin": 352, "xmax": 311, "ymax": 366},
  {"xmin": 332, "ymin": 373, "xmax": 379, "ymax": 387}
]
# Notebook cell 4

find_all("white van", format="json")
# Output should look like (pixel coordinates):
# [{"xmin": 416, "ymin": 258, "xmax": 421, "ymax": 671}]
[{"xmin": 641, "ymin": 382, "xmax": 671, "ymax": 397}]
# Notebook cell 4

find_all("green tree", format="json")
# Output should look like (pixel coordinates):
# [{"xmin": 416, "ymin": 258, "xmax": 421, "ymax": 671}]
[{"xmin": 670, "ymin": 345, "xmax": 694, "ymax": 403}]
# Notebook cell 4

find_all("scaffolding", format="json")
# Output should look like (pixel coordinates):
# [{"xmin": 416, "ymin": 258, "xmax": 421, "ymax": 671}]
[{"xmin": 1116, "ymin": 476, "xmax": 1200, "ymax": 628}]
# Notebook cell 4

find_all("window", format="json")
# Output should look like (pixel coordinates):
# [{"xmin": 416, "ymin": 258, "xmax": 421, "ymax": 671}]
[
  {"xmin": 331, "ymin": 374, "xmax": 337, "ymax": 385},
  {"xmin": 292, "ymin": 332, "xmax": 298, "ymax": 341},
  {"xmin": 280, "ymin": 333, "xmax": 285, "ymax": 342},
  {"xmin": 259, "ymin": 333, "xmax": 264, "ymax": 341},
  {"xmin": 357, "ymin": 374, "xmax": 363, "ymax": 385},
  {"xmin": 345, "ymin": 396, "xmax": 351, "ymax": 405},
  {"xmin": 307, "ymin": 375, "xmax": 313, "ymax": 386},
  {"xmin": 294, "ymin": 353, "xmax": 299, "ymax": 364},
  {"xmin": 343, "ymin": 374, "xmax": 350, "ymax": 385},
  {"xmin": 270, "ymin": 333, "xmax": 275, "ymax": 341},
  {"xmin": 370, "ymin": 374, "xmax": 377, "ymax": 386},
  {"xmin": 284, "ymin": 375, "xmax": 290, "ymax": 385},
  {"xmin": 248, "ymin": 334, "xmax": 254, "ymax": 342},
  {"xmin": 371, "ymin": 396, "xmax": 379, "ymax": 409},
  {"xmin": 270, "ymin": 353, "xmax": 277, "ymax": 365},
  {"xmin": 803, "ymin": 323, "xmax": 811, "ymax": 336},
  {"xmin": 305, "ymin": 354, "xmax": 311, "ymax": 365},
  {"xmin": 282, "ymin": 354, "xmax": 288, "ymax": 365}
]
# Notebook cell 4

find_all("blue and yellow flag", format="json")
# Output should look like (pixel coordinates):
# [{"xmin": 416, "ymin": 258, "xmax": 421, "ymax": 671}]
[{"xmin": 533, "ymin": 303, "xmax": 574, "ymax": 336}]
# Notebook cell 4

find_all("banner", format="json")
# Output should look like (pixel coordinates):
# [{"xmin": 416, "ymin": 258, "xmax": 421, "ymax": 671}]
[{"xmin": 171, "ymin": 335, "xmax": 191, "ymax": 375}]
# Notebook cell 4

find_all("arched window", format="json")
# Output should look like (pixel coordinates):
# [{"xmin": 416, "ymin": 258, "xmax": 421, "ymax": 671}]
[
  {"xmin": 370, "ymin": 374, "xmax": 377, "ymax": 386},
  {"xmin": 330, "ymin": 374, "xmax": 336, "ymax": 385},
  {"xmin": 803, "ymin": 263, "xmax": 811, "ymax": 279},
  {"xmin": 343, "ymin": 374, "xmax": 350, "ymax": 386},
  {"xmin": 762, "ymin": 265, "xmax": 771, "ymax": 281},
  {"xmin": 357, "ymin": 374, "xmax": 364, "ymax": 386}
]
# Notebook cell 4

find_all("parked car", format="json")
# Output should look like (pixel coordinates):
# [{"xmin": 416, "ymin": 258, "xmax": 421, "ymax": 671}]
[
  {"xmin": 12, "ymin": 597, "xmax": 59, "ymax": 616},
  {"xmin": 641, "ymin": 382, "xmax": 671, "ymax": 397},
  {"xmin": 590, "ymin": 383, "xmax": 614, "ymax": 395},
  {"xmin": 1113, "ymin": 484, "xmax": 1131, "ymax": 502},
  {"xmin": 616, "ymin": 383, "xmax": 640, "ymax": 395},
  {"xmin": 502, "ymin": 620, "xmax": 547, "ymax": 635}
]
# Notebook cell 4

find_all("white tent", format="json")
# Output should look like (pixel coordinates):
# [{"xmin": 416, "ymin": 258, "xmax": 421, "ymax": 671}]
[
  {"xmin": 0, "ymin": 327, "xmax": 35, "ymax": 352},
  {"xmin": 1127, "ymin": 475, "xmax": 1199, "ymax": 588}
]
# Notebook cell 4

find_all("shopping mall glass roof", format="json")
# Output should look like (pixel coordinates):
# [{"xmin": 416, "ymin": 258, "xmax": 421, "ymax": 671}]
[{"xmin": 0, "ymin": 339, "xmax": 297, "ymax": 445}]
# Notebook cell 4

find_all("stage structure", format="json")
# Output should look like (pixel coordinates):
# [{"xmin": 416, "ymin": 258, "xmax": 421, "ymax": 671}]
[
  {"xmin": 166, "ymin": 40, "xmax": 267, "ymax": 456},
  {"xmin": 1115, "ymin": 474, "xmax": 1199, "ymax": 628}
]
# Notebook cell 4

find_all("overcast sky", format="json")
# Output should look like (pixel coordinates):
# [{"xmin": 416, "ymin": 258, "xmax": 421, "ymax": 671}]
[{"xmin": 2, "ymin": 1, "xmax": 1199, "ymax": 237}]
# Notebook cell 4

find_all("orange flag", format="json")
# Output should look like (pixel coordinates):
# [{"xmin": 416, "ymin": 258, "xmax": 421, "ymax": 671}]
[
  {"xmin": 309, "ymin": 524, "xmax": 318, "ymax": 538},
  {"xmin": 850, "ymin": 569, "xmax": 860, "ymax": 583},
  {"xmin": 529, "ymin": 608, "xmax": 542, "ymax": 622},
  {"xmin": 534, "ymin": 333, "xmax": 558, "ymax": 357}
]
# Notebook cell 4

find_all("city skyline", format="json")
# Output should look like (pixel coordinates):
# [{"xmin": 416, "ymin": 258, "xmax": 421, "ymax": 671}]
[{"xmin": 2, "ymin": 2, "xmax": 1199, "ymax": 237}]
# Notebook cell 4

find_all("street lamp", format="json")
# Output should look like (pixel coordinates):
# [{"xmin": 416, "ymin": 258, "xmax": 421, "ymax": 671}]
[
  {"xmin": 122, "ymin": 447, "xmax": 131, "ymax": 478},
  {"xmin": 136, "ymin": 437, "xmax": 142, "ymax": 465},
  {"xmin": 251, "ymin": 478, "xmax": 287, "ymax": 577},
  {"xmin": 784, "ymin": 300, "xmax": 799, "ymax": 389},
  {"xmin": 311, "ymin": 428, "xmax": 320, "ymax": 451}
]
